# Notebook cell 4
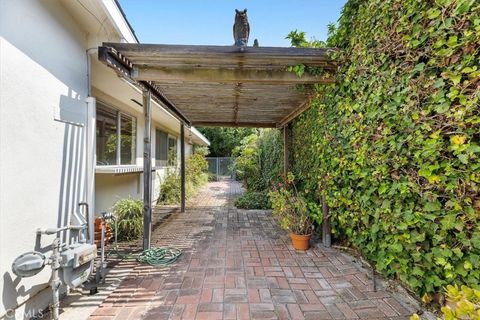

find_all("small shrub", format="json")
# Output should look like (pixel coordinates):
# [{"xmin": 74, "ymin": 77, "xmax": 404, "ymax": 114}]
[
  {"xmin": 268, "ymin": 173, "xmax": 313, "ymax": 235},
  {"xmin": 193, "ymin": 145, "xmax": 209, "ymax": 156},
  {"xmin": 235, "ymin": 191, "xmax": 271, "ymax": 209},
  {"xmin": 158, "ymin": 150, "xmax": 209, "ymax": 205},
  {"xmin": 112, "ymin": 198, "xmax": 143, "ymax": 241},
  {"xmin": 233, "ymin": 134, "xmax": 260, "ymax": 190},
  {"xmin": 186, "ymin": 153, "xmax": 208, "ymax": 186},
  {"xmin": 158, "ymin": 171, "xmax": 182, "ymax": 204},
  {"xmin": 232, "ymin": 130, "xmax": 283, "ymax": 192},
  {"xmin": 411, "ymin": 285, "xmax": 480, "ymax": 320},
  {"xmin": 441, "ymin": 285, "xmax": 480, "ymax": 320},
  {"xmin": 306, "ymin": 200, "xmax": 323, "ymax": 226}
]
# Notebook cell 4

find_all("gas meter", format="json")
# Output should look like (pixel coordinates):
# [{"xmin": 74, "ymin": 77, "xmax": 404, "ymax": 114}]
[
  {"xmin": 60, "ymin": 243, "xmax": 97, "ymax": 287},
  {"xmin": 12, "ymin": 251, "xmax": 47, "ymax": 278},
  {"xmin": 11, "ymin": 203, "xmax": 95, "ymax": 320}
]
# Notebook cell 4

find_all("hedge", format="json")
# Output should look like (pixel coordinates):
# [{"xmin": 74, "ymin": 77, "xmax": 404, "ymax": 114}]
[{"xmin": 292, "ymin": 0, "xmax": 479, "ymax": 296}]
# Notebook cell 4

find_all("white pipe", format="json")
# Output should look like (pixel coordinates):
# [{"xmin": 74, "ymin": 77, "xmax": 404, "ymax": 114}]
[{"xmin": 83, "ymin": 48, "xmax": 97, "ymax": 246}]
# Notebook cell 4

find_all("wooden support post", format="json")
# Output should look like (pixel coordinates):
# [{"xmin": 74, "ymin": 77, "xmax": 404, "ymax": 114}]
[
  {"xmin": 322, "ymin": 196, "xmax": 331, "ymax": 247},
  {"xmin": 143, "ymin": 90, "xmax": 152, "ymax": 250},
  {"xmin": 180, "ymin": 123, "xmax": 186, "ymax": 213},
  {"xmin": 283, "ymin": 124, "xmax": 292, "ymax": 177}
]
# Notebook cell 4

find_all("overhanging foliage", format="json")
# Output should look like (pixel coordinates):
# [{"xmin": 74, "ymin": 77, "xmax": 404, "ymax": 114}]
[{"xmin": 292, "ymin": 0, "xmax": 479, "ymax": 296}]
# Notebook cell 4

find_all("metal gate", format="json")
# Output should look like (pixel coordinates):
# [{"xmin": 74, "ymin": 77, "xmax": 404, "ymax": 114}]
[{"xmin": 206, "ymin": 157, "xmax": 235, "ymax": 180}]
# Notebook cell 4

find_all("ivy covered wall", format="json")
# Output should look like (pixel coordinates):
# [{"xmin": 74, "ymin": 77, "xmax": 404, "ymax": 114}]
[{"xmin": 292, "ymin": 0, "xmax": 479, "ymax": 295}]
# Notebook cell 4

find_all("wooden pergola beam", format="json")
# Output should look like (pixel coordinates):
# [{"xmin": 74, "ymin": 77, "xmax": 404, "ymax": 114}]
[
  {"xmin": 103, "ymin": 43, "xmax": 335, "ymax": 60},
  {"xmin": 98, "ymin": 46, "xmax": 192, "ymax": 126},
  {"xmin": 143, "ymin": 89, "xmax": 152, "ymax": 250},
  {"xmin": 278, "ymin": 98, "xmax": 314, "ymax": 127},
  {"xmin": 192, "ymin": 121, "xmax": 277, "ymax": 128},
  {"xmin": 131, "ymin": 67, "xmax": 334, "ymax": 84}
]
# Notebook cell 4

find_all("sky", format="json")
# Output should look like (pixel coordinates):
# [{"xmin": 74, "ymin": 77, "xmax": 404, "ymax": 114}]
[{"xmin": 117, "ymin": 1, "xmax": 347, "ymax": 47}]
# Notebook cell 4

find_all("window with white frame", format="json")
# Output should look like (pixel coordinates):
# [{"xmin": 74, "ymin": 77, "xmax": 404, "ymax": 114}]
[
  {"xmin": 155, "ymin": 128, "xmax": 177, "ymax": 167},
  {"xmin": 96, "ymin": 103, "xmax": 136, "ymax": 166}
]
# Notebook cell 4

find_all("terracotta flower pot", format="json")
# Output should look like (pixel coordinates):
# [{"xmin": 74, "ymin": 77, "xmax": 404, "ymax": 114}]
[
  {"xmin": 290, "ymin": 233, "xmax": 311, "ymax": 250},
  {"xmin": 95, "ymin": 217, "xmax": 102, "ymax": 230}
]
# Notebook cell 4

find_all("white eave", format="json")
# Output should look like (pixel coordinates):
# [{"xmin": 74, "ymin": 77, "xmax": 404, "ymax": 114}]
[
  {"xmin": 100, "ymin": 0, "xmax": 138, "ymax": 43},
  {"xmin": 191, "ymin": 127, "xmax": 210, "ymax": 146}
]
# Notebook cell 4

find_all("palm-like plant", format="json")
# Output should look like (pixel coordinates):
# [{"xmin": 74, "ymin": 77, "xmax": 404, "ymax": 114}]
[{"xmin": 113, "ymin": 198, "xmax": 143, "ymax": 241}]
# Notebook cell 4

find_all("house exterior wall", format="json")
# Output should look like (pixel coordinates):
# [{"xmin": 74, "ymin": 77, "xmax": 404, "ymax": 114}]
[
  {"xmin": 0, "ymin": 0, "xmax": 89, "ymax": 318},
  {"xmin": 94, "ymin": 134, "xmax": 195, "ymax": 214},
  {"xmin": 92, "ymin": 89, "xmax": 196, "ymax": 214},
  {"xmin": 0, "ymin": 1, "xmax": 209, "ymax": 317}
]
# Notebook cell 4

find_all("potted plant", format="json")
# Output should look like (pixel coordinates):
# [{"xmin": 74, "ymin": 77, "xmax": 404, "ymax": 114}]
[{"xmin": 268, "ymin": 173, "xmax": 314, "ymax": 250}]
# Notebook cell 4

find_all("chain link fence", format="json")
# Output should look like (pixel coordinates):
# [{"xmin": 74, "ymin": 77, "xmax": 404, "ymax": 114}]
[{"xmin": 206, "ymin": 157, "xmax": 235, "ymax": 180}]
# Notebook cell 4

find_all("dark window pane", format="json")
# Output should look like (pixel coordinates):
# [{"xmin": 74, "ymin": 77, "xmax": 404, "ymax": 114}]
[
  {"xmin": 120, "ymin": 114, "xmax": 136, "ymax": 165},
  {"xmin": 168, "ymin": 137, "xmax": 177, "ymax": 166},
  {"xmin": 96, "ymin": 104, "xmax": 117, "ymax": 165},
  {"xmin": 155, "ymin": 129, "xmax": 168, "ymax": 167}
]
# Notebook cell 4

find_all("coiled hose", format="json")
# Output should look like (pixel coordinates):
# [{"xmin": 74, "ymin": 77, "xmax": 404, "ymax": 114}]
[
  {"xmin": 136, "ymin": 247, "xmax": 182, "ymax": 266},
  {"xmin": 104, "ymin": 216, "xmax": 182, "ymax": 266}
]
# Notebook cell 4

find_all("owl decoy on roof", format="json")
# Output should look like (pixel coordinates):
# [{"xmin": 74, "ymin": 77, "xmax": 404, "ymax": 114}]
[{"xmin": 233, "ymin": 9, "xmax": 250, "ymax": 47}]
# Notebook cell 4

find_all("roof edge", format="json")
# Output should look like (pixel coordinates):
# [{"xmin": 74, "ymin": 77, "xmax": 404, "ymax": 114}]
[
  {"xmin": 100, "ymin": 0, "xmax": 138, "ymax": 43},
  {"xmin": 190, "ymin": 127, "xmax": 211, "ymax": 146}
]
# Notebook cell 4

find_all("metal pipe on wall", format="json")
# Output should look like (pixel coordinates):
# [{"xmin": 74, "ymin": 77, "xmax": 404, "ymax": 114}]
[{"xmin": 85, "ymin": 48, "xmax": 97, "ymax": 245}]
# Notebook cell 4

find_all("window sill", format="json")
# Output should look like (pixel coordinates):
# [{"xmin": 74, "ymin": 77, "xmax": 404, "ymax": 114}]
[{"xmin": 95, "ymin": 165, "xmax": 148, "ymax": 175}]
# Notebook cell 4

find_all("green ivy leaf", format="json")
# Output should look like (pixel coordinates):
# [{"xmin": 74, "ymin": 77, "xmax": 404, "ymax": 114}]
[
  {"xmin": 424, "ymin": 201, "xmax": 441, "ymax": 212},
  {"xmin": 447, "ymin": 35, "xmax": 458, "ymax": 47},
  {"xmin": 427, "ymin": 8, "xmax": 441, "ymax": 19},
  {"xmin": 455, "ymin": 0, "xmax": 473, "ymax": 15},
  {"xmin": 457, "ymin": 154, "xmax": 468, "ymax": 164},
  {"xmin": 413, "ymin": 62, "xmax": 425, "ymax": 73},
  {"xmin": 464, "ymin": 261, "xmax": 473, "ymax": 270}
]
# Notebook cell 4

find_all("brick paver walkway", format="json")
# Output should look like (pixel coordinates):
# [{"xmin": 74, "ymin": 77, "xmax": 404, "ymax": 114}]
[{"xmin": 89, "ymin": 180, "xmax": 418, "ymax": 320}]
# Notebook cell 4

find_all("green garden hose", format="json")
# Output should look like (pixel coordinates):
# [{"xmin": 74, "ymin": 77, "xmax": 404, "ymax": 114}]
[
  {"xmin": 107, "ymin": 246, "xmax": 182, "ymax": 265},
  {"xmin": 105, "ymin": 218, "xmax": 182, "ymax": 266},
  {"xmin": 136, "ymin": 247, "xmax": 182, "ymax": 265}
]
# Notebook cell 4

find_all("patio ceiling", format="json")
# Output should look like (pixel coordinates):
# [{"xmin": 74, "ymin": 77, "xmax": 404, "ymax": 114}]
[{"xmin": 98, "ymin": 43, "xmax": 336, "ymax": 128}]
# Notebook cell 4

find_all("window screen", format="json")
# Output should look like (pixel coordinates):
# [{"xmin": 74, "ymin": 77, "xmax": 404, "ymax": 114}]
[
  {"xmin": 168, "ymin": 137, "xmax": 177, "ymax": 166},
  {"xmin": 155, "ymin": 129, "xmax": 168, "ymax": 167},
  {"xmin": 120, "ymin": 114, "xmax": 136, "ymax": 165}
]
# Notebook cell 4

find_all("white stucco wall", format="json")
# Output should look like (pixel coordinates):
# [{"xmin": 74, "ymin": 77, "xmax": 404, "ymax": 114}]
[
  {"xmin": 0, "ymin": 1, "xmax": 88, "ymax": 318},
  {"xmin": 0, "ymin": 1, "xmax": 209, "ymax": 317},
  {"xmin": 95, "ymin": 174, "xmax": 141, "ymax": 213}
]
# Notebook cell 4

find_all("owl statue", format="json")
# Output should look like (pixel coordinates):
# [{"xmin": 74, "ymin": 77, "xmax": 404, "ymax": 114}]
[{"xmin": 233, "ymin": 9, "xmax": 250, "ymax": 47}]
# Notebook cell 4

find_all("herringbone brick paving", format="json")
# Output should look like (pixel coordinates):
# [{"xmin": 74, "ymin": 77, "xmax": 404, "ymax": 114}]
[{"xmin": 89, "ymin": 180, "xmax": 417, "ymax": 319}]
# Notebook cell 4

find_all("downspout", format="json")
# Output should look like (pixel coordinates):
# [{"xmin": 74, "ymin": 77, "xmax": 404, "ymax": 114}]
[
  {"xmin": 85, "ymin": 48, "xmax": 97, "ymax": 244},
  {"xmin": 86, "ymin": 48, "xmax": 96, "ymax": 96}
]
